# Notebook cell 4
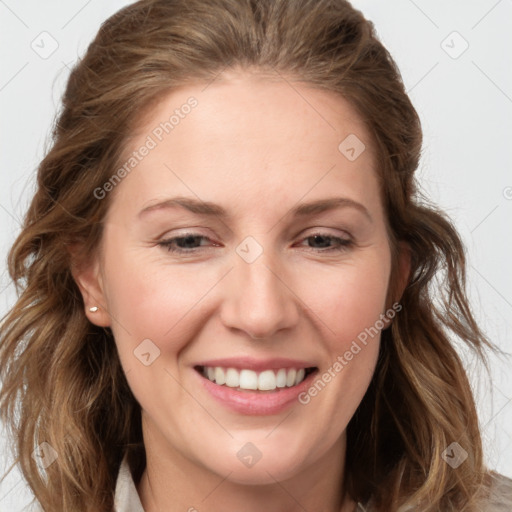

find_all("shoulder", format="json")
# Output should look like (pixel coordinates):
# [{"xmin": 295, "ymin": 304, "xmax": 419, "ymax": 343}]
[{"xmin": 356, "ymin": 473, "xmax": 512, "ymax": 511}]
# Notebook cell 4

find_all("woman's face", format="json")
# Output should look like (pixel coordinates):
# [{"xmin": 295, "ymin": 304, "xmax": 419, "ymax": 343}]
[{"xmin": 80, "ymin": 71, "xmax": 398, "ymax": 484}]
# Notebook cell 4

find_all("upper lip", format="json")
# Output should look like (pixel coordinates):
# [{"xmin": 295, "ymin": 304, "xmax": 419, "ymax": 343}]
[{"xmin": 194, "ymin": 357, "xmax": 317, "ymax": 372}]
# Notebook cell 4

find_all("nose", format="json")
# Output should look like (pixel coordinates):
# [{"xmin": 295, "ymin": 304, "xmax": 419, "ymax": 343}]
[{"xmin": 219, "ymin": 249, "xmax": 301, "ymax": 340}]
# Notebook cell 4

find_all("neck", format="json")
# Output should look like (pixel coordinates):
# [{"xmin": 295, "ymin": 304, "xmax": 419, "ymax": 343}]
[{"xmin": 136, "ymin": 416, "xmax": 357, "ymax": 512}]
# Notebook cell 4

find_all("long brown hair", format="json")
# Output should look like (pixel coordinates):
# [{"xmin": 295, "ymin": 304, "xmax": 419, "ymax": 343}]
[{"xmin": 0, "ymin": 0, "xmax": 498, "ymax": 510}]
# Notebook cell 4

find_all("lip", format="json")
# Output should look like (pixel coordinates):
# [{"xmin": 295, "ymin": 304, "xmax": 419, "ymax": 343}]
[
  {"xmin": 193, "ymin": 357, "xmax": 315, "ymax": 372},
  {"xmin": 193, "ymin": 362, "xmax": 318, "ymax": 416}
]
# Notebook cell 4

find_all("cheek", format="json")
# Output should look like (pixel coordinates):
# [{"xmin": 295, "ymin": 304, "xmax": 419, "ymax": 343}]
[
  {"xmin": 295, "ymin": 259, "xmax": 388, "ymax": 435},
  {"xmin": 303, "ymin": 248, "xmax": 390, "ymax": 416},
  {"xmin": 300, "ymin": 251, "xmax": 391, "ymax": 348},
  {"xmin": 101, "ymin": 248, "xmax": 210, "ymax": 362},
  {"xmin": 101, "ymin": 252, "xmax": 209, "ymax": 414}
]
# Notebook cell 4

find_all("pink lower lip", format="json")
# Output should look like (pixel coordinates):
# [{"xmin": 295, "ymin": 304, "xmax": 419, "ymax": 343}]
[{"xmin": 195, "ymin": 368, "xmax": 318, "ymax": 415}]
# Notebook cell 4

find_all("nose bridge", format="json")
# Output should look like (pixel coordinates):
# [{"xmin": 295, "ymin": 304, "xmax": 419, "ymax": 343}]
[{"xmin": 221, "ymin": 243, "xmax": 299, "ymax": 339}]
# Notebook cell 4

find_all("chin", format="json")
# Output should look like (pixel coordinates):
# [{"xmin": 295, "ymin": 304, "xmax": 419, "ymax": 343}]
[
  {"xmin": 214, "ymin": 456, "xmax": 308, "ymax": 486},
  {"xmin": 194, "ymin": 437, "xmax": 320, "ymax": 486}
]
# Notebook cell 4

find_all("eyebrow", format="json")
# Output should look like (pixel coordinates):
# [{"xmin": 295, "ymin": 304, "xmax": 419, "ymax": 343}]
[{"xmin": 138, "ymin": 196, "xmax": 372, "ymax": 222}]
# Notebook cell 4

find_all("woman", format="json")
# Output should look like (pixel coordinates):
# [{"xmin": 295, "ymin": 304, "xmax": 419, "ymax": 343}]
[{"xmin": 1, "ymin": 0, "xmax": 511, "ymax": 510}]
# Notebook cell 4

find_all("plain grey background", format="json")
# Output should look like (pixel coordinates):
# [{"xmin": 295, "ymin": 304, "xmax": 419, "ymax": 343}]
[{"xmin": 1, "ymin": 0, "xmax": 511, "ymax": 510}]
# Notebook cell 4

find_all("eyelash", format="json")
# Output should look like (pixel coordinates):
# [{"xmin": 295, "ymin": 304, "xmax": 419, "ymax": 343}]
[{"xmin": 157, "ymin": 232, "xmax": 353, "ymax": 254}]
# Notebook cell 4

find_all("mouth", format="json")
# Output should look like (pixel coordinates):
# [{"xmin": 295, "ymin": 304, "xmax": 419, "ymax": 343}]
[{"xmin": 194, "ymin": 365, "xmax": 318, "ymax": 392}]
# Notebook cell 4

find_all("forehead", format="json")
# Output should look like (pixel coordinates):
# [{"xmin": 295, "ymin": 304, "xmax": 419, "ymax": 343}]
[{"xmin": 107, "ymin": 72, "xmax": 381, "ymax": 221}]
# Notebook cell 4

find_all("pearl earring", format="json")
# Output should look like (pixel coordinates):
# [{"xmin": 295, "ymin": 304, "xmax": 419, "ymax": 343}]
[{"xmin": 89, "ymin": 306, "xmax": 99, "ymax": 312}]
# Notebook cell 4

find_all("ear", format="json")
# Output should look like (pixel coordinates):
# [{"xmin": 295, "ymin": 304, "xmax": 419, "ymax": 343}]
[{"xmin": 69, "ymin": 247, "xmax": 111, "ymax": 328}]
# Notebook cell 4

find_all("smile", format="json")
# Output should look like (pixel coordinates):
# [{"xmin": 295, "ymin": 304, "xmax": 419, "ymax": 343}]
[
  {"xmin": 196, "ymin": 366, "xmax": 317, "ymax": 392},
  {"xmin": 193, "ymin": 357, "xmax": 319, "ymax": 414}
]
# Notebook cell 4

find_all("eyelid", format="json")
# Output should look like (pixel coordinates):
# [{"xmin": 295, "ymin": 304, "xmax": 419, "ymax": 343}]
[
  {"xmin": 158, "ymin": 226, "xmax": 352, "ymax": 244},
  {"xmin": 157, "ymin": 228, "xmax": 355, "ymax": 255},
  {"xmin": 157, "ymin": 227, "xmax": 215, "ymax": 242},
  {"xmin": 300, "ymin": 226, "xmax": 352, "ymax": 238}
]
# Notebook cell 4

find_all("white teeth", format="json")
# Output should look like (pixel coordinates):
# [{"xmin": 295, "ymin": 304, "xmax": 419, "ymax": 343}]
[
  {"xmin": 286, "ymin": 368, "xmax": 297, "ymax": 387},
  {"xmin": 202, "ymin": 366, "xmax": 310, "ymax": 391},
  {"xmin": 214, "ymin": 367, "xmax": 226, "ymax": 385},
  {"xmin": 239, "ymin": 369, "xmax": 258, "ymax": 390},
  {"xmin": 276, "ymin": 368, "xmax": 287, "ymax": 388},
  {"xmin": 225, "ymin": 368, "xmax": 239, "ymax": 388},
  {"xmin": 258, "ymin": 370, "xmax": 276, "ymax": 391}
]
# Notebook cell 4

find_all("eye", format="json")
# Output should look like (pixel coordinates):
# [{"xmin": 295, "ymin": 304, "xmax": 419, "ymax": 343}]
[
  {"xmin": 297, "ymin": 233, "xmax": 353, "ymax": 252},
  {"xmin": 158, "ymin": 233, "xmax": 215, "ymax": 253},
  {"xmin": 157, "ymin": 231, "xmax": 353, "ymax": 255}
]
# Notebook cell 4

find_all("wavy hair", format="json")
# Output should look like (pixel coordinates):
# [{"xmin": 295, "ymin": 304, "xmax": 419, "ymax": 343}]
[{"xmin": 0, "ymin": 0, "xmax": 499, "ymax": 510}]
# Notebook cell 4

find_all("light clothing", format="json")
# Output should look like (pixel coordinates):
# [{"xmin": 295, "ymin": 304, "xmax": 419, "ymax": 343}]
[
  {"xmin": 113, "ymin": 452, "xmax": 512, "ymax": 512},
  {"xmin": 114, "ymin": 453, "xmax": 144, "ymax": 512}
]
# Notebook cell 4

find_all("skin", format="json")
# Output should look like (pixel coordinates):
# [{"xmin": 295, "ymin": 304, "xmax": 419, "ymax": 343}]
[{"xmin": 74, "ymin": 70, "xmax": 409, "ymax": 512}]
